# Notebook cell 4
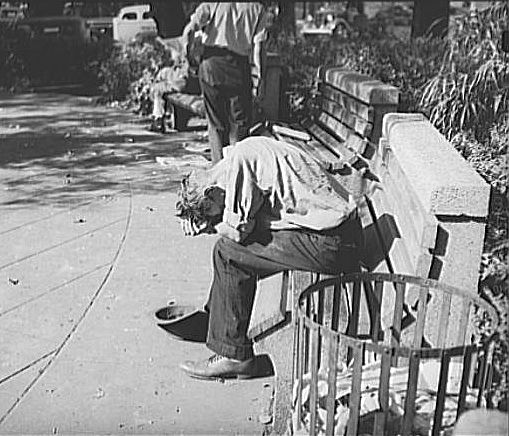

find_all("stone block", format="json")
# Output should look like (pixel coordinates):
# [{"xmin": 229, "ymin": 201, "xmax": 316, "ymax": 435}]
[
  {"xmin": 432, "ymin": 219, "xmax": 487, "ymax": 347},
  {"xmin": 382, "ymin": 113, "xmax": 490, "ymax": 217}
]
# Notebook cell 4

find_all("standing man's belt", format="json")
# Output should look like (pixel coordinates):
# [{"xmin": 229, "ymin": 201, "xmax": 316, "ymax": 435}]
[{"xmin": 203, "ymin": 46, "xmax": 249, "ymax": 62}]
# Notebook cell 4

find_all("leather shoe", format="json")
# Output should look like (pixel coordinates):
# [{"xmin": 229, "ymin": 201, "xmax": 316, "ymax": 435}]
[{"xmin": 180, "ymin": 354, "xmax": 258, "ymax": 380}]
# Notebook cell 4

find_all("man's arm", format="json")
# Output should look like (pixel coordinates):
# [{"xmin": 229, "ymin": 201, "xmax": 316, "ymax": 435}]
[
  {"xmin": 251, "ymin": 8, "xmax": 270, "ymax": 100},
  {"xmin": 181, "ymin": 3, "xmax": 211, "ymax": 55},
  {"xmin": 219, "ymin": 149, "xmax": 266, "ymax": 243},
  {"xmin": 251, "ymin": 39, "xmax": 266, "ymax": 101}
]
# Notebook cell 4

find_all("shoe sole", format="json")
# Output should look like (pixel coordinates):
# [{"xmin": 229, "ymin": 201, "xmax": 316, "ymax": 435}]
[{"xmin": 184, "ymin": 372, "xmax": 257, "ymax": 381}]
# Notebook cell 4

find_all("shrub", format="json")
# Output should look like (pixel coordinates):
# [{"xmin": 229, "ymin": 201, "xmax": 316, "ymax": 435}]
[
  {"xmin": 420, "ymin": 4, "xmax": 509, "ymax": 141},
  {"xmin": 0, "ymin": 25, "xmax": 30, "ymax": 91},
  {"xmin": 268, "ymin": 25, "xmax": 444, "ymax": 117},
  {"xmin": 332, "ymin": 35, "xmax": 445, "ymax": 111},
  {"xmin": 89, "ymin": 37, "xmax": 170, "ymax": 114}
]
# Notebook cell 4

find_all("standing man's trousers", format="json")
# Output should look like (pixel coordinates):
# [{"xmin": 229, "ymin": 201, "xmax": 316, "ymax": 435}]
[
  {"xmin": 205, "ymin": 215, "xmax": 363, "ymax": 360},
  {"xmin": 199, "ymin": 47, "xmax": 252, "ymax": 163}
]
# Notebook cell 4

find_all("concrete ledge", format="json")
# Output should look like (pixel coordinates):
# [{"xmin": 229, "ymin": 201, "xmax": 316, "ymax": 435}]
[
  {"xmin": 320, "ymin": 67, "xmax": 399, "ymax": 106},
  {"xmin": 382, "ymin": 113, "xmax": 490, "ymax": 217}
]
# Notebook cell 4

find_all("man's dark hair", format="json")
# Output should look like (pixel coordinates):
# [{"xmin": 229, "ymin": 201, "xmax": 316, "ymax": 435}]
[{"xmin": 175, "ymin": 174, "xmax": 224, "ymax": 231}]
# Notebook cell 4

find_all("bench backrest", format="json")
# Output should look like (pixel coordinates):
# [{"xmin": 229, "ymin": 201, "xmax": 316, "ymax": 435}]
[
  {"xmin": 273, "ymin": 68, "xmax": 437, "ymax": 278},
  {"xmin": 249, "ymin": 68, "xmax": 405, "ymax": 339},
  {"xmin": 301, "ymin": 68, "xmax": 398, "ymax": 192},
  {"xmin": 302, "ymin": 70, "xmax": 443, "ymax": 346}
]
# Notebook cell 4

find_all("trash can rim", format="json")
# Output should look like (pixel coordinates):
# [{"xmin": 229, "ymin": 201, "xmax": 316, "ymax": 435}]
[{"xmin": 297, "ymin": 272, "xmax": 499, "ymax": 331}]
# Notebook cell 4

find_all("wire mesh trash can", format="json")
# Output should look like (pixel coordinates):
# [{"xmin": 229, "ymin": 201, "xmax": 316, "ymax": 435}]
[{"xmin": 291, "ymin": 272, "xmax": 499, "ymax": 436}]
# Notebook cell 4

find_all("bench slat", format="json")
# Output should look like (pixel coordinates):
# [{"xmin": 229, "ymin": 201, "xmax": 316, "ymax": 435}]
[
  {"xmin": 316, "ymin": 112, "xmax": 371, "ymax": 157},
  {"xmin": 319, "ymin": 82, "xmax": 374, "ymax": 122},
  {"xmin": 272, "ymin": 129, "xmax": 342, "ymax": 171},
  {"xmin": 306, "ymin": 120, "xmax": 367, "ymax": 169},
  {"xmin": 319, "ymin": 95, "xmax": 374, "ymax": 138}
]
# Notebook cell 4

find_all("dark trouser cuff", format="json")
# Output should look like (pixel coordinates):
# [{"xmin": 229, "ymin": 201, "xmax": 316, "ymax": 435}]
[{"xmin": 206, "ymin": 338, "xmax": 254, "ymax": 361}]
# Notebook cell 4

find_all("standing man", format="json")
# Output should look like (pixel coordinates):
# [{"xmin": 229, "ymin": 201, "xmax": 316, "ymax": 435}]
[{"xmin": 181, "ymin": 3, "xmax": 269, "ymax": 163}]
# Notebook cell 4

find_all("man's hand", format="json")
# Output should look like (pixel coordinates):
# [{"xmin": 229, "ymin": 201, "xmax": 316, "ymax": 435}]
[
  {"xmin": 181, "ymin": 217, "xmax": 208, "ymax": 236},
  {"xmin": 215, "ymin": 222, "xmax": 242, "ymax": 242}
]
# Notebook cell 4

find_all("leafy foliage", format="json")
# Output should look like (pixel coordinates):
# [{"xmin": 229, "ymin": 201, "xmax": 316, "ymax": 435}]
[
  {"xmin": 0, "ymin": 25, "xmax": 115, "ymax": 92},
  {"xmin": 89, "ymin": 37, "xmax": 171, "ymax": 114},
  {"xmin": 268, "ymin": 24, "xmax": 444, "ymax": 117},
  {"xmin": 420, "ymin": 4, "xmax": 509, "ymax": 140},
  {"xmin": 0, "ymin": 25, "xmax": 33, "ymax": 91}
]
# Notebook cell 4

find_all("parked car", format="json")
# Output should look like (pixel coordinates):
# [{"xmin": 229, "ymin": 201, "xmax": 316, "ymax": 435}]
[
  {"xmin": 0, "ymin": 5, "xmax": 25, "ymax": 27},
  {"xmin": 301, "ymin": 7, "xmax": 353, "ymax": 38},
  {"xmin": 87, "ymin": 16, "xmax": 113, "ymax": 41},
  {"xmin": 14, "ymin": 16, "xmax": 92, "ymax": 86},
  {"xmin": 112, "ymin": 4, "xmax": 157, "ymax": 43},
  {"xmin": 15, "ymin": 16, "xmax": 91, "ymax": 43}
]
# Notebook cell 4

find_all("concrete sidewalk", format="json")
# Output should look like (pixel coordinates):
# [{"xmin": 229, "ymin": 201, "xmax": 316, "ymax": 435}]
[{"xmin": 0, "ymin": 93, "xmax": 274, "ymax": 435}]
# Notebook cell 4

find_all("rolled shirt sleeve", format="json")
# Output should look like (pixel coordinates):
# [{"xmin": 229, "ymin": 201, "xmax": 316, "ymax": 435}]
[
  {"xmin": 182, "ymin": 3, "xmax": 212, "ymax": 37},
  {"xmin": 222, "ymin": 149, "xmax": 265, "ymax": 233}
]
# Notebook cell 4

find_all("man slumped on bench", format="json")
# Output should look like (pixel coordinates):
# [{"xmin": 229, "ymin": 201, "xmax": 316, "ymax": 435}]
[{"xmin": 175, "ymin": 137, "xmax": 363, "ymax": 380}]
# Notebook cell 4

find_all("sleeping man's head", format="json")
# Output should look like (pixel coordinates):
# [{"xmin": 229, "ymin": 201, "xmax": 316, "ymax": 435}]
[{"xmin": 176, "ymin": 174, "xmax": 225, "ymax": 234}]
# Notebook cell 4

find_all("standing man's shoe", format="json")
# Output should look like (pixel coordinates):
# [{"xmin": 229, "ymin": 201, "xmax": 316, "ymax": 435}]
[{"xmin": 180, "ymin": 354, "xmax": 257, "ymax": 380}]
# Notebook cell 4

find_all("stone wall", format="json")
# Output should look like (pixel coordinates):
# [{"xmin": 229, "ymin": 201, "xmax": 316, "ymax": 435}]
[{"xmin": 381, "ymin": 113, "xmax": 491, "ymax": 346}]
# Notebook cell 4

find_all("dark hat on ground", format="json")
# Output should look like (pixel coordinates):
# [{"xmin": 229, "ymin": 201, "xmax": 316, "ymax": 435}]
[{"xmin": 154, "ymin": 304, "xmax": 208, "ymax": 343}]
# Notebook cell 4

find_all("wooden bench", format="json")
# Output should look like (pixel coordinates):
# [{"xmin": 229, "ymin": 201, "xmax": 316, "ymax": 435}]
[
  {"xmin": 162, "ymin": 74, "xmax": 204, "ymax": 131},
  {"xmin": 246, "ymin": 68, "xmax": 491, "ymax": 433}
]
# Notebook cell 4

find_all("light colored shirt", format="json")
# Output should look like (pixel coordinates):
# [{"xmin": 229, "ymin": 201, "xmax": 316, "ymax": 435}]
[
  {"xmin": 199, "ymin": 137, "xmax": 356, "ymax": 232},
  {"xmin": 155, "ymin": 64, "xmax": 188, "ymax": 91},
  {"xmin": 183, "ymin": 2, "xmax": 269, "ymax": 57}
]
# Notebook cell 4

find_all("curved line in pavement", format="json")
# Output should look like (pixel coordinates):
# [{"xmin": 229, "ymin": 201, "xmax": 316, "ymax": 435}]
[
  {"xmin": 0, "ymin": 349, "xmax": 57, "ymax": 387},
  {"xmin": 0, "ymin": 218, "xmax": 125, "ymax": 272},
  {"xmin": 0, "ymin": 199, "xmax": 97, "ymax": 236},
  {"xmin": 0, "ymin": 184, "xmax": 133, "ymax": 426},
  {"xmin": 0, "ymin": 263, "xmax": 111, "ymax": 318}
]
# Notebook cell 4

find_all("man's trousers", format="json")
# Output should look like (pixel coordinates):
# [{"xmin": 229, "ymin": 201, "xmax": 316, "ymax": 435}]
[
  {"xmin": 205, "ymin": 215, "xmax": 363, "ymax": 360},
  {"xmin": 198, "ymin": 49, "xmax": 252, "ymax": 163}
]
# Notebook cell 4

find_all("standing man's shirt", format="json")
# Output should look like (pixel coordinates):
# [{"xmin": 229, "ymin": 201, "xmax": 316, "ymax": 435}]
[
  {"xmin": 183, "ymin": 2, "xmax": 269, "ymax": 57},
  {"xmin": 155, "ymin": 64, "xmax": 188, "ymax": 92},
  {"xmin": 196, "ymin": 137, "xmax": 356, "ymax": 234}
]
